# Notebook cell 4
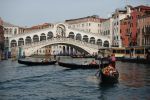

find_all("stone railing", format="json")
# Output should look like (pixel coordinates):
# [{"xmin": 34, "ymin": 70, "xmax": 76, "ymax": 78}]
[
  {"xmin": 21, "ymin": 37, "xmax": 100, "ymax": 50},
  {"xmin": 10, "ymin": 27, "xmax": 53, "ymax": 38}
]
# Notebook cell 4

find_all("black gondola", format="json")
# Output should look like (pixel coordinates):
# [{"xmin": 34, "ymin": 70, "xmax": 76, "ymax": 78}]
[
  {"xmin": 18, "ymin": 59, "xmax": 57, "ymax": 66},
  {"xmin": 99, "ymin": 69, "xmax": 119, "ymax": 83},
  {"xmin": 58, "ymin": 61, "xmax": 109, "ymax": 69}
]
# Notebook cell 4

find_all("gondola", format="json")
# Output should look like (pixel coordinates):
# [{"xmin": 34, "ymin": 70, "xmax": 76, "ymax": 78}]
[
  {"xmin": 18, "ymin": 59, "xmax": 57, "ymax": 66},
  {"xmin": 58, "ymin": 61, "xmax": 109, "ymax": 69},
  {"xmin": 100, "ymin": 69, "xmax": 119, "ymax": 83},
  {"xmin": 95, "ymin": 65, "xmax": 119, "ymax": 83}
]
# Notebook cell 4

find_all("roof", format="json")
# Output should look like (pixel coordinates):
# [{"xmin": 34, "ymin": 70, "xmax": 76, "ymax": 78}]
[
  {"xmin": 2, "ymin": 21, "xmax": 19, "ymax": 27},
  {"xmin": 65, "ymin": 15, "xmax": 106, "ymax": 22}
]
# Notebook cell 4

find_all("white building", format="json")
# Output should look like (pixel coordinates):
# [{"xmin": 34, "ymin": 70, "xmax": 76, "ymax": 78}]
[
  {"xmin": 65, "ymin": 15, "xmax": 106, "ymax": 34},
  {"xmin": 112, "ymin": 5, "xmax": 131, "ymax": 47},
  {"xmin": 100, "ymin": 18, "xmax": 113, "ymax": 47},
  {"xmin": 3, "ymin": 21, "xmax": 25, "ymax": 48}
]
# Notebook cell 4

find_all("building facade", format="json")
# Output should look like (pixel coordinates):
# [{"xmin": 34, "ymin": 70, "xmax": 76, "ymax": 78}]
[
  {"xmin": 120, "ymin": 17, "xmax": 130, "ymax": 47},
  {"xmin": 119, "ymin": 5, "xmax": 150, "ymax": 47},
  {"xmin": 111, "ymin": 5, "xmax": 131, "ymax": 47},
  {"xmin": 129, "ymin": 5, "xmax": 150, "ymax": 46},
  {"xmin": 3, "ymin": 21, "xmax": 25, "ymax": 49},
  {"xmin": 100, "ymin": 18, "xmax": 113, "ymax": 46},
  {"xmin": 65, "ymin": 15, "xmax": 106, "ymax": 34},
  {"xmin": 137, "ymin": 14, "xmax": 150, "ymax": 46},
  {"xmin": 0, "ymin": 18, "xmax": 4, "ymax": 60}
]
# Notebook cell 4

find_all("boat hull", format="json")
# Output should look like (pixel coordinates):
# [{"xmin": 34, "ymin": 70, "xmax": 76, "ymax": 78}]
[
  {"xmin": 18, "ymin": 59, "xmax": 57, "ymax": 66},
  {"xmin": 100, "ymin": 70, "xmax": 119, "ymax": 83},
  {"xmin": 58, "ymin": 62, "xmax": 109, "ymax": 69}
]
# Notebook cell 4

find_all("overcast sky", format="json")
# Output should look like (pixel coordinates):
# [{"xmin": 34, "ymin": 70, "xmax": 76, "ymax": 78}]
[{"xmin": 0, "ymin": 0, "xmax": 150, "ymax": 27}]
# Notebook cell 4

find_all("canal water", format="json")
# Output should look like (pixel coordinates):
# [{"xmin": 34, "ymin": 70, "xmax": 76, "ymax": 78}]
[{"xmin": 0, "ymin": 57, "xmax": 150, "ymax": 100}]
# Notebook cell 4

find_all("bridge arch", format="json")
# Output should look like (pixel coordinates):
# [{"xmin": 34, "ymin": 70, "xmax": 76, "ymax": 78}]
[
  {"xmin": 33, "ymin": 35, "xmax": 39, "ymax": 42},
  {"xmin": 83, "ymin": 35, "xmax": 88, "ymax": 42},
  {"xmin": 18, "ymin": 38, "xmax": 24, "ymax": 46},
  {"xmin": 68, "ymin": 32, "xmax": 75, "ymax": 39},
  {"xmin": 97, "ymin": 39, "xmax": 102, "ymax": 46},
  {"xmin": 25, "ymin": 36, "xmax": 32, "ymax": 44},
  {"xmin": 22, "ymin": 38, "xmax": 98, "ymax": 56},
  {"xmin": 11, "ymin": 40, "xmax": 17, "ymax": 47},
  {"xmin": 90, "ymin": 37, "xmax": 95, "ymax": 44},
  {"xmin": 76, "ymin": 33, "xmax": 82, "ymax": 41},
  {"xmin": 47, "ymin": 31, "xmax": 53, "ymax": 39},
  {"xmin": 56, "ymin": 24, "xmax": 66, "ymax": 38},
  {"xmin": 40, "ymin": 33, "xmax": 46, "ymax": 41},
  {"xmin": 103, "ymin": 40, "xmax": 109, "ymax": 47}
]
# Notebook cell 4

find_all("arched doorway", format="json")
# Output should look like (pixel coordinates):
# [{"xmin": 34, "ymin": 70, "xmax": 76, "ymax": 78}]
[
  {"xmin": 83, "ymin": 35, "xmax": 88, "ymax": 42},
  {"xmin": 103, "ymin": 40, "xmax": 109, "ymax": 47},
  {"xmin": 11, "ymin": 40, "xmax": 17, "ymax": 47},
  {"xmin": 33, "ymin": 35, "xmax": 39, "ymax": 42},
  {"xmin": 76, "ymin": 33, "xmax": 82, "ymax": 41},
  {"xmin": 25, "ymin": 36, "xmax": 32, "ymax": 44},
  {"xmin": 68, "ymin": 32, "xmax": 74, "ymax": 39},
  {"xmin": 97, "ymin": 39, "xmax": 102, "ymax": 46},
  {"xmin": 18, "ymin": 38, "xmax": 24, "ymax": 46},
  {"xmin": 90, "ymin": 37, "xmax": 95, "ymax": 44},
  {"xmin": 47, "ymin": 31, "xmax": 53, "ymax": 39},
  {"xmin": 40, "ymin": 33, "xmax": 46, "ymax": 41},
  {"xmin": 56, "ymin": 24, "xmax": 66, "ymax": 38}
]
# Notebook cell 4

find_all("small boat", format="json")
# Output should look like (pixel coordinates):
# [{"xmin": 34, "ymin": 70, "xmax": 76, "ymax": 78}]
[
  {"xmin": 18, "ymin": 59, "xmax": 57, "ymax": 66},
  {"xmin": 100, "ymin": 69, "xmax": 119, "ymax": 83},
  {"xmin": 95, "ymin": 65, "xmax": 119, "ymax": 83},
  {"xmin": 58, "ymin": 61, "xmax": 109, "ymax": 69}
]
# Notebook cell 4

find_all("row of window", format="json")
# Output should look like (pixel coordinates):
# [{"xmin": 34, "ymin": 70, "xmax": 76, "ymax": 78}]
[{"xmin": 69, "ymin": 23, "xmax": 101, "ymax": 28}]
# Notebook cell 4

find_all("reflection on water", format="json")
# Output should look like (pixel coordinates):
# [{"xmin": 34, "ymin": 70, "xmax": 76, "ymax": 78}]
[
  {"xmin": 0, "ymin": 57, "xmax": 150, "ymax": 100},
  {"xmin": 118, "ymin": 62, "xmax": 149, "ymax": 88}
]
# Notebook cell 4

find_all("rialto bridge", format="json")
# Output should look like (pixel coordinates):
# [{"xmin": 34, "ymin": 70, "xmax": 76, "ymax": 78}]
[{"xmin": 9, "ymin": 23, "xmax": 110, "ymax": 56}]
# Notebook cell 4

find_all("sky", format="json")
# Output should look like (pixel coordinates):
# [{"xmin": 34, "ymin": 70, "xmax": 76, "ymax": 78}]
[{"xmin": 0, "ymin": 0, "xmax": 150, "ymax": 27}]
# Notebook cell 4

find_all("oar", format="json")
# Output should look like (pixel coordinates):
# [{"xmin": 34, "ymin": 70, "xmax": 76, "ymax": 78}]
[{"xmin": 95, "ymin": 57, "xmax": 102, "ymax": 77}]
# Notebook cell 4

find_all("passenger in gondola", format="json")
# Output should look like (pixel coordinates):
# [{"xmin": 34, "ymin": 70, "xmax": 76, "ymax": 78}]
[
  {"xmin": 82, "ymin": 61, "xmax": 88, "ymax": 65},
  {"xmin": 110, "ymin": 54, "xmax": 116, "ymax": 68},
  {"xmin": 90, "ymin": 60, "xmax": 97, "ymax": 65}
]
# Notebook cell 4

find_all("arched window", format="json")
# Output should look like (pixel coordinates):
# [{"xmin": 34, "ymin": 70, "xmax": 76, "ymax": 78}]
[
  {"xmin": 89, "ymin": 37, "xmax": 95, "ymax": 44},
  {"xmin": 40, "ymin": 33, "xmax": 46, "ymax": 41},
  {"xmin": 83, "ymin": 35, "xmax": 88, "ymax": 42},
  {"xmin": 68, "ymin": 32, "xmax": 74, "ymax": 39},
  {"xmin": 76, "ymin": 33, "xmax": 82, "ymax": 41},
  {"xmin": 103, "ymin": 40, "xmax": 109, "ymax": 47},
  {"xmin": 11, "ymin": 40, "xmax": 17, "ymax": 47},
  {"xmin": 47, "ymin": 31, "xmax": 53, "ymax": 39},
  {"xmin": 25, "ymin": 36, "xmax": 32, "ymax": 44},
  {"xmin": 18, "ymin": 38, "xmax": 24, "ymax": 46},
  {"xmin": 33, "ymin": 35, "xmax": 39, "ymax": 42}
]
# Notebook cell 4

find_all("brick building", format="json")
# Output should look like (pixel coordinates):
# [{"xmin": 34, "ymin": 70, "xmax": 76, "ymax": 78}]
[
  {"xmin": 0, "ymin": 18, "xmax": 4, "ymax": 60},
  {"xmin": 120, "ymin": 17, "xmax": 130, "ymax": 47},
  {"xmin": 120, "ymin": 5, "xmax": 150, "ymax": 47},
  {"xmin": 137, "ymin": 14, "xmax": 150, "ymax": 46},
  {"xmin": 128, "ymin": 5, "xmax": 150, "ymax": 46}
]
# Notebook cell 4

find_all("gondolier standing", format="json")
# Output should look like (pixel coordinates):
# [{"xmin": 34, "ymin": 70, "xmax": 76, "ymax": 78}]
[{"xmin": 110, "ymin": 54, "xmax": 116, "ymax": 68}]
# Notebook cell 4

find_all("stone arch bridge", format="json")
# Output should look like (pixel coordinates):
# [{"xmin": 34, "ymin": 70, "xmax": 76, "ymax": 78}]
[{"xmin": 9, "ymin": 23, "xmax": 110, "ymax": 56}]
